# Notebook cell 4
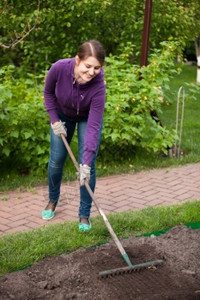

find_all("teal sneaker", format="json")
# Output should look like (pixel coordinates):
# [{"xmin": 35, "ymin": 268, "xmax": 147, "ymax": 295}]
[
  {"xmin": 79, "ymin": 219, "xmax": 92, "ymax": 232},
  {"xmin": 42, "ymin": 209, "xmax": 55, "ymax": 220},
  {"xmin": 41, "ymin": 201, "xmax": 57, "ymax": 220}
]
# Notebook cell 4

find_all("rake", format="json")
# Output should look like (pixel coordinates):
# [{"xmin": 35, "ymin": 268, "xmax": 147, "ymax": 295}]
[{"xmin": 61, "ymin": 134, "xmax": 164, "ymax": 277}]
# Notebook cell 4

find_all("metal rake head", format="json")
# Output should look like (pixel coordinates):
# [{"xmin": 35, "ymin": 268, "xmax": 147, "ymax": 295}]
[{"xmin": 99, "ymin": 259, "xmax": 164, "ymax": 278}]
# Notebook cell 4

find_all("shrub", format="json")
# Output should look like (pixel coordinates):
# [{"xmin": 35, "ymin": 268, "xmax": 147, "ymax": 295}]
[
  {"xmin": 0, "ymin": 65, "xmax": 49, "ymax": 173},
  {"xmin": 102, "ymin": 41, "xmax": 182, "ymax": 159},
  {"xmin": 0, "ymin": 41, "xmax": 183, "ymax": 172}
]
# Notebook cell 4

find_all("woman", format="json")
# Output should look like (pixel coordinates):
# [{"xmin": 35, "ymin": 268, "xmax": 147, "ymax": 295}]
[{"xmin": 42, "ymin": 40, "xmax": 106, "ymax": 232}]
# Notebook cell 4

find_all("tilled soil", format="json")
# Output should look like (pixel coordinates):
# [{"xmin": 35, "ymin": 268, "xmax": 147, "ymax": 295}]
[{"xmin": 0, "ymin": 224, "xmax": 200, "ymax": 300}]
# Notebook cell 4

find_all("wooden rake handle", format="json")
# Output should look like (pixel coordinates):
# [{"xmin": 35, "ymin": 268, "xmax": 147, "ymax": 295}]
[{"xmin": 60, "ymin": 134, "xmax": 131, "ymax": 265}]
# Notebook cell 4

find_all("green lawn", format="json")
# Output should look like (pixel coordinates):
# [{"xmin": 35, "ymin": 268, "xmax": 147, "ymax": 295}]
[{"xmin": 161, "ymin": 65, "xmax": 200, "ymax": 157}]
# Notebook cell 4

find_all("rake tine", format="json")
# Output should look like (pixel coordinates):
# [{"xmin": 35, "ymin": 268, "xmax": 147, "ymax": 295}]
[{"xmin": 99, "ymin": 259, "xmax": 164, "ymax": 278}]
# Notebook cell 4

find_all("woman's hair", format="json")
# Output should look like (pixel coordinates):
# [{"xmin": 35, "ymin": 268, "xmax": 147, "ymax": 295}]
[{"xmin": 77, "ymin": 40, "xmax": 105, "ymax": 66}]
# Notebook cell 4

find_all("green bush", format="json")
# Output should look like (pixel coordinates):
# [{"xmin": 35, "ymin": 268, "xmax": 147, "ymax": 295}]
[
  {"xmin": 0, "ymin": 41, "xmax": 183, "ymax": 172},
  {"xmin": 0, "ymin": 65, "xmax": 49, "ymax": 173},
  {"xmin": 102, "ymin": 41, "xmax": 182, "ymax": 158},
  {"xmin": 1, "ymin": 0, "xmax": 200, "ymax": 73}
]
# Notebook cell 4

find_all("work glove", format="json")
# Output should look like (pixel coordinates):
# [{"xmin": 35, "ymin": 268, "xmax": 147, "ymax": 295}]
[
  {"xmin": 79, "ymin": 164, "xmax": 91, "ymax": 186},
  {"xmin": 51, "ymin": 121, "xmax": 67, "ymax": 137}
]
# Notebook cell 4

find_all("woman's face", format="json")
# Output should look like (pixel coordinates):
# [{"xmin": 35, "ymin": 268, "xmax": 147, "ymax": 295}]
[{"xmin": 75, "ymin": 56, "xmax": 101, "ymax": 83}]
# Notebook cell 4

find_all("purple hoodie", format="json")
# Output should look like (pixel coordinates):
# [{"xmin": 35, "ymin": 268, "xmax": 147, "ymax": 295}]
[{"xmin": 44, "ymin": 58, "xmax": 106, "ymax": 165}]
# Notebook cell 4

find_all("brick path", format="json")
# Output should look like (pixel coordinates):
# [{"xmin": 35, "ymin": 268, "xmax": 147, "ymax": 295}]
[{"xmin": 0, "ymin": 163, "xmax": 200, "ymax": 237}]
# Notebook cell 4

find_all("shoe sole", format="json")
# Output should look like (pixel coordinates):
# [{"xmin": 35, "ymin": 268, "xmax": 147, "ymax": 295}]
[{"xmin": 42, "ymin": 215, "xmax": 54, "ymax": 220}]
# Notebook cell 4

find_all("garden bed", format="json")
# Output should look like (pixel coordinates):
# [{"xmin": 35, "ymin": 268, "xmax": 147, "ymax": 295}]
[{"xmin": 0, "ymin": 224, "xmax": 200, "ymax": 299}]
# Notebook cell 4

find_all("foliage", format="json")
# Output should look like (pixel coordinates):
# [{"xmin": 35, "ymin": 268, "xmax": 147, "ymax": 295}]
[
  {"xmin": 0, "ymin": 64, "xmax": 200, "ymax": 191},
  {"xmin": 150, "ymin": 0, "xmax": 200, "ymax": 50},
  {"xmin": 0, "ymin": 0, "xmax": 200, "ymax": 73},
  {"xmin": 0, "ymin": 65, "xmax": 49, "ymax": 173},
  {"xmin": 0, "ymin": 41, "xmax": 182, "ymax": 173},
  {"xmin": 102, "ymin": 41, "xmax": 182, "ymax": 158}
]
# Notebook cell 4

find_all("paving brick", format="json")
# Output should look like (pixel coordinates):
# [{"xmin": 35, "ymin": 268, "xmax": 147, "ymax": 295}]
[
  {"xmin": 95, "ymin": 197, "xmax": 116, "ymax": 206},
  {"xmin": 125, "ymin": 188, "xmax": 148, "ymax": 195},
  {"xmin": 114, "ymin": 206, "xmax": 133, "ymax": 212},
  {"xmin": 127, "ymin": 197, "xmax": 147, "ymax": 205},
  {"xmin": 0, "ymin": 224, "xmax": 9, "ymax": 232},
  {"xmin": 112, "ymin": 199, "xmax": 134, "ymax": 209},
  {"xmin": 0, "ymin": 217, "xmax": 11, "ymax": 225},
  {"xmin": 9, "ymin": 213, "xmax": 31, "ymax": 222},
  {"xmin": 176, "ymin": 192, "xmax": 197, "ymax": 201},
  {"xmin": 141, "ymin": 194, "xmax": 159, "ymax": 202},
  {"xmin": 58, "ymin": 209, "xmax": 78, "ymax": 218},
  {"xmin": 28, "ymin": 209, "xmax": 43, "ymax": 217},
  {"xmin": 9, "ymin": 219, "xmax": 30, "ymax": 228},
  {"xmin": 27, "ymin": 204, "xmax": 43, "ymax": 211},
  {"xmin": 139, "ymin": 189, "xmax": 160, "ymax": 197},
  {"xmin": 26, "ymin": 222, "xmax": 41, "ymax": 229},
  {"xmin": 0, "ymin": 211, "xmax": 12, "ymax": 219},
  {"xmin": 27, "ymin": 215, "xmax": 47, "ymax": 225},
  {"xmin": 4, "ymin": 226, "xmax": 30, "ymax": 234},
  {"xmin": 93, "ymin": 209, "xmax": 110, "ymax": 216},
  {"xmin": 0, "ymin": 162, "xmax": 200, "ymax": 235},
  {"xmin": 130, "ymin": 203, "xmax": 147, "ymax": 210},
  {"xmin": 129, "ymin": 192, "xmax": 147, "ymax": 199},
  {"xmin": 0, "ymin": 206, "xmax": 14, "ymax": 213},
  {"xmin": 147, "ymin": 199, "xmax": 167, "ymax": 206},
  {"xmin": 173, "ymin": 188, "xmax": 191, "ymax": 196},
  {"xmin": 113, "ymin": 194, "xmax": 131, "ymax": 203}
]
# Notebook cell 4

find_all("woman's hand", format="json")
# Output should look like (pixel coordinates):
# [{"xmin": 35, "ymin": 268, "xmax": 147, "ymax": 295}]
[
  {"xmin": 79, "ymin": 164, "xmax": 91, "ymax": 186},
  {"xmin": 51, "ymin": 121, "xmax": 67, "ymax": 137}
]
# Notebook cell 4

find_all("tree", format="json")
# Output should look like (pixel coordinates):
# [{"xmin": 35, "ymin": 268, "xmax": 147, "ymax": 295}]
[
  {"xmin": 0, "ymin": 0, "xmax": 40, "ymax": 49},
  {"xmin": 0, "ymin": 0, "xmax": 200, "ymax": 74}
]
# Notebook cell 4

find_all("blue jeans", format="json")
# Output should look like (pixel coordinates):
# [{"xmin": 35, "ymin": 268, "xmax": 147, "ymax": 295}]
[{"xmin": 48, "ymin": 112, "xmax": 102, "ymax": 219}]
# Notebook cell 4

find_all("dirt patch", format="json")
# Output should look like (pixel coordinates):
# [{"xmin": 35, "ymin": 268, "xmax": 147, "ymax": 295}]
[{"xmin": 1, "ymin": 224, "xmax": 200, "ymax": 299}]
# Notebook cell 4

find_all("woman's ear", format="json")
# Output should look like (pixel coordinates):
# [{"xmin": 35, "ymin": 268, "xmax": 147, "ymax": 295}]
[{"xmin": 75, "ymin": 55, "xmax": 80, "ymax": 65}]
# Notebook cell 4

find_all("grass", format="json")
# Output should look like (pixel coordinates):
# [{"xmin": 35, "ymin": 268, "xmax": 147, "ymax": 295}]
[
  {"xmin": 0, "ymin": 64, "xmax": 200, "ymax": 277},
  {"xmin": 161, "ymin": 65, "xmax": 200, "ymax": 157},
  {"xmin": 0, "ymin": 200, "xmax": 200, "ymax": 277}
]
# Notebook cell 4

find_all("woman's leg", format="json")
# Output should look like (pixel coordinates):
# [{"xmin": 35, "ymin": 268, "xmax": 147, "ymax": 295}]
[
  {"xmin": 48, "ymin": 117, "xmax": 76, "ymax": 203},
  {"xmin": 47, "ymin": 128, "xmax": 68, "ymax": 203},
  {"xmin": 42, "ymin": 116, "xmax": 76, "ymax": 219},
  {"xmin": 77, "ymin": 120, "xmax": 103, "ymax": 221}
]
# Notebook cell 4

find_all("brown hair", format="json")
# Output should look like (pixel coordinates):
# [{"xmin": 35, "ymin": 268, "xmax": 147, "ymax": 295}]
[{"xmin": 77, "ymin": 40, "xmax": 105, "ymax": 66}]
